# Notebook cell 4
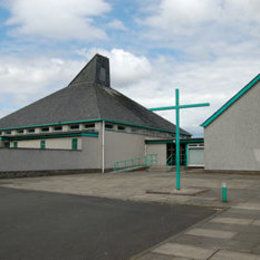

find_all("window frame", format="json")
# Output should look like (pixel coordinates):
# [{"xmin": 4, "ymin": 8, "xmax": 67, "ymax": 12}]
[
  {"xmin": 71, "ymin": 138, "xmax": 78, "ymax": 150},
  {"xmin": 40, "ymin": 140, "xmax": 46, "ymax": 150}
]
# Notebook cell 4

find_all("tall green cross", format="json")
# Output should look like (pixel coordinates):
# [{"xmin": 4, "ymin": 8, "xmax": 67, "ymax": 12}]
[{"xmin": 149, "ymin": 89, "xmax": 210, "ymax": 190}]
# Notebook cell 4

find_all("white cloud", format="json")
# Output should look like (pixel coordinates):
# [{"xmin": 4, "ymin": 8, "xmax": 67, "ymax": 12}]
[
  {"xmin": 144, "ymin": 0, "xmax": 260, "ymax": 34},
  {"xmin": 144, "ymin": 0, "xmax": 217, "ymax": 34},
  {"xmin": 0, "ymin": 56, "xmax": 83, "ymax": 108},
  {"xmin": 141, "ymin": 0, "xmax": 260, "ymax": 59},
  {"xmin": 4, "ymin": 0, "xmax": 111, "ymax": 40},
  {"xmin": 107, "ymin": 19, "xmax": 127, "ymax": 31}
]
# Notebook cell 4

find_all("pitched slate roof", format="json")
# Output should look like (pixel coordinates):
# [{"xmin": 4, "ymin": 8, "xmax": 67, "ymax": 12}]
[
  {"xmin": 0, "ymin": 54, "xmax": 190, "ymax": 135},
  {"xmin": 202, "ymin": 74, "xmax": 260, "ymax": 128}
]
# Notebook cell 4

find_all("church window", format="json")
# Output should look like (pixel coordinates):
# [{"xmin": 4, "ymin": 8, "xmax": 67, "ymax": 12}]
[
  {"xmin": 28, "ymin": 129, "xmax": 35, "ymax": 133},
  {"xmin": 105, "ymin": 123, "xmax": 113, "ymax": 129},
  {"xmin": 118, "ymin": 125, "xmax": 126, "ymax": 131},
  {"xmin": 54, "ymin": 126, "xmax": 63, "ymax": 131},
  {"xmin": 84, "ymin": 123, "xmax": 95, "ymax": 129},
  {"xmin": 41, "ymin": 127, "xmax": 49, "ymax": 132},
  {"xmin": 70, "ymin": 124, "xmax": 80, "ymax": 130}
]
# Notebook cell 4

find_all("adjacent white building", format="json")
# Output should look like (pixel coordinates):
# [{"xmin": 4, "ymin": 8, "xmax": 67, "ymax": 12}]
[{"xmin": 202, "ymin": 74, "xmax": 260, "ymax": 172}]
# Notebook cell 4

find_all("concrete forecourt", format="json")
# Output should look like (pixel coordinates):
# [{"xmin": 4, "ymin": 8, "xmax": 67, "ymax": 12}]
[{"xmin": 0, "ymin": 170, "xmax": 260, "ymax": 259}]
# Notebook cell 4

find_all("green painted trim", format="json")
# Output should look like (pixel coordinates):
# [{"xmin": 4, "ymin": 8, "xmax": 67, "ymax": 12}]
[
  {"xmin": 201, "ymin": 74, "xmax": 260, "ymax": 128},
  {"xmin": 3, "ymin": 131, "xmax": 98, "ymax": 141},
  {"xmin": 102, "ymin": 119, "xmax": 177, "ymax": 135},
  {"xmin": 0, "ymin": 118, "xmax": 188, "ymax": 136},
  {"xmin": 10, "ymin": 141, "xmax": 18, "ymax": 149},
  {"xmin": 185, "ymin": 144, "xmax": 189, "ymax": 167},
  {"xmin": 180, "ymin": 138, "xmax": 204, "ymax": 144},
  {"xmin": 145, "ymin": 138, "xmax": 204, "ymax": 145},
  {"xmin": 81, "ymin": 133, "xmax": 98, "ymax": 137}
]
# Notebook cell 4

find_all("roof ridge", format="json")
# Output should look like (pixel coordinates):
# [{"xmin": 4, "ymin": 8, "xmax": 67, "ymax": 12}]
[
  {"xmin": 93, "ymin": 84, "xmax": 101, "ymax": 119},
  {"xmin": 201, "ymin": 73, "xmax": 260, "ymax": 128}
]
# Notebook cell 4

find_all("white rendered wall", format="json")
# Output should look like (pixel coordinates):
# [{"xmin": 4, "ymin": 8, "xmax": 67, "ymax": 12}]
[
  {"xmin": 12, "ymin": 137, "xmax": 82, "ymax": 150},
  {"xmin": 0, "ymin": 136, "xmax": 99, "ymax": 172},
  {"xmin": 16, "ymin": 140, "xmax": 40, "ymax": 149},
  {"xmin": 104, "ymin": 131, "xmax": 146, "ymax": 168},
  {"xmin": 146, "ymin": 144, "xmax": 167, "ymax": 166},
  {"xmin": 204, "ymin": 81, "xmax": 260, "ymax": 171}
]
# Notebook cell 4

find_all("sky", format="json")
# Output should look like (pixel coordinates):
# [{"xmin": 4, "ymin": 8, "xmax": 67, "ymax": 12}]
[{"xmin": 0, "ymin": 0, "xmax": 259, "ymax": 136}]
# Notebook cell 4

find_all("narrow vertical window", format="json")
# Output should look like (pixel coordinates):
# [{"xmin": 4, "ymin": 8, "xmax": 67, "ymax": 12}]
[
  {"xmin": 72, "ymin": 138, "xmax": 78, "ymax": 150},
  {"xmin": 40, "ymin": 140, "xmax": 46, "ymax": 150}
]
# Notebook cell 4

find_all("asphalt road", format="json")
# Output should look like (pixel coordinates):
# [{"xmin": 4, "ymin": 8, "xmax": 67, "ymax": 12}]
[{"xmin": 0, "ymin": 187, "xmax": 215, "ymax": 260}]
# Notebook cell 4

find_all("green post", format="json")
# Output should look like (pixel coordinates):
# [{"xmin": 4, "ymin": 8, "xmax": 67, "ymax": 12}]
[
  {"xmin": 175, "ymin": 89, "xmax": 181, "ymax": 190},
  {"xmin": 221, "ymin": 183, "xmax": 228, "ymax": 202},
  {"xmin": 185, "ymin": 144, "xmax": 189, "ymax": 167}
]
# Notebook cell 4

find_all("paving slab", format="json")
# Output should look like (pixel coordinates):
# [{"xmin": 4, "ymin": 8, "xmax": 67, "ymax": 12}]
[
  {"xmin": 220, "ymin": 208, "xmax": 260, "ymax": 219},
  {"xmin": 252, "ymin": 245, "xmax": 260, "ymax": 255},
  {"xmin": 185, "ymin": 228, "xmax": 236, "ymax": 239},
  {"xmin": 252, "ymin": 220, "xmax": 260, "ymax": 226},
  {"xmin": 170, "ymin": 234, "xmax": 256, "ymax": 253},
  {"xmin": 200, "ymin": 221, "xmax": 260, "ymax": 234},
  {"xmin": 135, "ymin": 252, "xmax": 190, "ymax": 260},
  {"xmin": 152, "ymin": 243, "xmax": 216, "ymax": 259},
  {"xmin": 210, "ymin": 249, "xmax": 260, "ymax": 260},
  {"xmin": 233, "ymin": 203, "xmax": 260, "ymax": 211},
  {"xmin": 210, "ymin": 217, "xmax": 253, "ymax": 225},
  {"xmin": 232, "ymin": 232, "xmax": 260, "ymax": 243}
]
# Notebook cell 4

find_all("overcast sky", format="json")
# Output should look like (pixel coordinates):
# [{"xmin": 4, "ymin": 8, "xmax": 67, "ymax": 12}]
[{"xmin": 0, "ymin": 0, "xmax": 259, "ymax": 136}]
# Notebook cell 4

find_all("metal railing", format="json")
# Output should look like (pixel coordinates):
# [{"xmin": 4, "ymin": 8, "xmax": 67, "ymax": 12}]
[
  {"xmin": 166, "ymin": 154, "xmax": 175, "ymax": 166},
  {"xmin": 113, "ymin": 153, "xmax": 158, "ymax": 173}
]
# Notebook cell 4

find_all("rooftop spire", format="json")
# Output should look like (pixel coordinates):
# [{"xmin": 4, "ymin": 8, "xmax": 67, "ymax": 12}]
[{"xmin": 70, "ymin": 53, "xmax": 110, "ymax": 88}]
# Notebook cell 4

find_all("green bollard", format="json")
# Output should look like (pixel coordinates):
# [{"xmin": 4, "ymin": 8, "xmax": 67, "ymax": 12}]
[{"xmin": 221, "ymin": 183, "xmax": 228, "ymax": 203}]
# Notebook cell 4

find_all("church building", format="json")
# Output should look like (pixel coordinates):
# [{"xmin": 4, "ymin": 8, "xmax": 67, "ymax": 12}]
[{"xmin": 0, "ymin": 54, "xmax": 194, "ymax": 175}]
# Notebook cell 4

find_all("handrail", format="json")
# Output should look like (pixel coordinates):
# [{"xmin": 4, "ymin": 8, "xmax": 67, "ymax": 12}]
[
  {"xmin": 166, "ymin": 153, "xmax": 175, "ymax": 166},
  {"xmin": 113, "ymin": 154, "xmax": 158, "ymax": 172}
]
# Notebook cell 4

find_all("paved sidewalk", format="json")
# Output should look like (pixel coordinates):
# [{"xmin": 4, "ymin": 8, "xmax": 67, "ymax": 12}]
[
  {"xmin": 0, "ymin": 170, "xmax": 260, "ymax": 259},
  {"xmin": 133, "ymin": 204, "xmax": 260, "ymax": 259},
  {"xmin": 131, "ymin": 173, "xmax": 260, "ymax": 259}
]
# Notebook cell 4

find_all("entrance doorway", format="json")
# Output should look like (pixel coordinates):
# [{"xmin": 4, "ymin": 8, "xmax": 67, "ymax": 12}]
[{"xmin": 166, "ymin": 143, "xmax": 186, "ymax": 166}]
